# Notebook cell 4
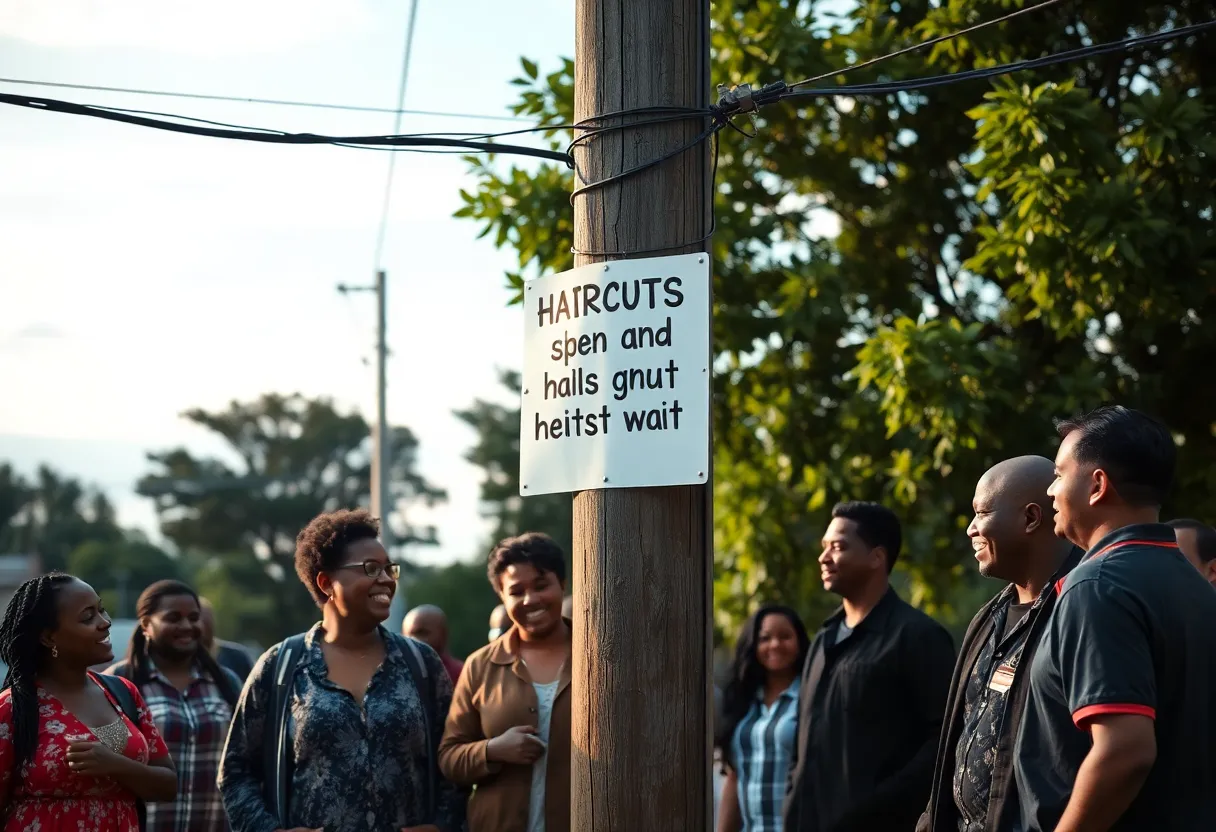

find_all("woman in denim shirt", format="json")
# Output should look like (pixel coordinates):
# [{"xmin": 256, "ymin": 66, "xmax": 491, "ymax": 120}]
[{"xmin": 219, "ymin": 509, "xmax": 463, "ymax": 832}]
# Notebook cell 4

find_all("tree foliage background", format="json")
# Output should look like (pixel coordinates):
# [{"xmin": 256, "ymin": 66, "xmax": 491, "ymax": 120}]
[
  {"xmin": 406, "ymin": 370, "xmax": 573, "ymax": 659},
  {"xmin": 137, "ymin": 393, "xmax": 445, "ymax": 642},
  {"xmin": 455, "ymin": 0, "xmax": 1216, "ymax": 638}
]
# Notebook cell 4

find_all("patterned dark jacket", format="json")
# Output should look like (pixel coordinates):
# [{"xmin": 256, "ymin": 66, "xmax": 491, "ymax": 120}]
[
  {"xmin": 916, "ymin": 547, "xmax": 1081, "ymax": 832},
  {"xmin": 218, "ymin": 624, "xmax": 464, "ymax": 832}
]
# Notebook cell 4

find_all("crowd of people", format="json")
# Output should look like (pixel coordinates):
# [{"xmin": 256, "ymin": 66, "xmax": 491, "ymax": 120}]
[{"xmin": 0, "ymin": 404, "xmax": 1213, "ymax": 832}]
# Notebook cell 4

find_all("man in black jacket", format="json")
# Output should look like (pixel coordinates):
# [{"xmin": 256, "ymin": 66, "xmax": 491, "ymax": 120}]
[
  {"xmin": 784, "ymin": 501, "xmax": 955, "ymax": 832},
  {"xmin": 917, "ymin": 456, "xmax": 1079, "ymax": 832}
]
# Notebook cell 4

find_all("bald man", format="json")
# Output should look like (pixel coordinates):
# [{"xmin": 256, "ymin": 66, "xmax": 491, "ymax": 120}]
[
  {"xmin": 198, "ymin": 597, "xmax": 255, "ymax": 682},
  {"xmin": 403, "ymin": 604, "xmax": 464, "ymax": 683},
  {"xmin": 488, "ymin": 603, "xmax": 510, "ymax": 642},
  {"xmin": 918, "ymin": 457, "xmax": 1081, "ymax": 832}
]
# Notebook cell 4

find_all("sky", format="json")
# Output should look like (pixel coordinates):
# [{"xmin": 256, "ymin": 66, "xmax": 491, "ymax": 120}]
[{"xmin": 0, "ymin": 0, "xmax": 575, "ymax": 566}]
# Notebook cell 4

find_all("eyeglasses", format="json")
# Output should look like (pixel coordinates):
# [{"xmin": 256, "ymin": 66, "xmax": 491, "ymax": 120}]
[{"xmin": 335, "ymin": 560, "xmax": 401, "ymax": 580}]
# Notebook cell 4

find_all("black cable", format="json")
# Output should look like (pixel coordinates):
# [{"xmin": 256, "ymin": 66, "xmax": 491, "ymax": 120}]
[
  {"xmin": 102, "ymin": 106, "xmax": 288, "ymax": 135},
  {"xmin": 0, "ymin": 76, "xmax": 530, "ymax": 122},
  {"xmin": 567, "ymin": 111, "xmax": 717, "ymax": 185},
  {"xmin": 777, "ymin": 18, "xmax": 1216, "ymax": 101},
  {"xmin": 568, "ymin": 121, "xmax": 723, "ymax": 205},
  {"xmin": 570, "ymin": 129, "xmax": 721, "ymax": 258},
  {"xmin": 0, "ymin": 91, "xmax": 575, "ymax": 164},
  {"xmin": 789, "ymin": 0, "xmax": 1066, "ymax": 88}
]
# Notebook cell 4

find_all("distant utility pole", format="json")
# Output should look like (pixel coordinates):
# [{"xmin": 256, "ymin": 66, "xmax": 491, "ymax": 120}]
[
  {"xmin": 337, "ymin": 271, "xmax": 402, "ymax": 631},
  {"xmin": 570, "ymin": 0, "xmax": 713, "ymax": 829}
]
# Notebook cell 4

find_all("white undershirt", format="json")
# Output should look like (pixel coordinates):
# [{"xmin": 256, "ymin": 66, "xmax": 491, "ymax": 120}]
[{"xmin": 527, "ymin": 679, "xmax": 560, "ymax": 832}]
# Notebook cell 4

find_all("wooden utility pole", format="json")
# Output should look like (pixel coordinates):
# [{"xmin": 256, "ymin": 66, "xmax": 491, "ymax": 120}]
[
  {"xmin": 337, "ymin": 273, "xmax": 402, "ymax": 630},
  {"xmin": 570, "ymin": 0, "xmax": 714, "ymax": 829}
]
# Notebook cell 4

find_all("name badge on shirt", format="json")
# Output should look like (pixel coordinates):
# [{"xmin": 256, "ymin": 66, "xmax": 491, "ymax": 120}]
[{"xmin": 988, "ymin": 660, "xmax": 1017, "ymax": 693}]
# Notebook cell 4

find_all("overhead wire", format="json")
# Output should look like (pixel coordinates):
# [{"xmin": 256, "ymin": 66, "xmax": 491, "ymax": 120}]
[
  {"xmin": 0, "ymin": 14, "xmax": 1210, "ymax": 197},
  {"xmin": 0, "ymin": 75, "xmax": 531, "ymax": 122},
  {"xmin": 775, "ymin": 18, "xmax": 1216, "ymax": 101},
  {"xmin": 0, "ymin": 91, "xmax": 576, "ymax": 163},
  {"xmin": 789, "ymin": 0, "xmax": 1066, "ymax": 88},
  {"xmin": 372, "ymin": 0, "xmax": 421, "ymax": 272}
]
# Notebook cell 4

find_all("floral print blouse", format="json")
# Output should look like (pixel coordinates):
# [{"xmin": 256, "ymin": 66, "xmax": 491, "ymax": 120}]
[
  {"xmin": 218, "ymin": 623, "xmax": 463, "ymax": 832},
  {"xmin": 0, "ymin": 673, "xmax": 170, "ymax": 832}
]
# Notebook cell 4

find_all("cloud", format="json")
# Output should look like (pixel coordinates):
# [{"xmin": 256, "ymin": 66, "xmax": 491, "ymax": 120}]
[
  {"xmin": 15, "ymin": 323, "xmax": 63, "ymax": 339},
  {"xmin": 0, "ymin": 0, "xmax": 371, "ymax": 55}
]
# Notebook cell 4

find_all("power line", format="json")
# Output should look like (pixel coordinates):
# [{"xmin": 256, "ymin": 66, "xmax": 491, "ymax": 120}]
[
  {"xmin": 776, "ymin": 18, "xmax": 1216, "ymax": 101},
  {"xmin": 373, "ymin": 0, "xmax": 421, "ymax": 273},
  {"xmin": 2, "ymin": 17, "xmax": 1211, "ymax": 172},
  {"xmin": 790, "ymin": 0, "xmax": 1066, "ymax": 88},
  {"xmin": 0, "ymin": 91, "xmax": 575, "ymax": 163},
  {"xmin": 0, "ymin": 76, "xmax": 530, "ymax": 123}
]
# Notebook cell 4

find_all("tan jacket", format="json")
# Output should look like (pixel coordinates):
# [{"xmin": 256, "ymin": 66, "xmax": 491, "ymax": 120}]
[{"xmin": 438, "ymin": 625, "xmax": 571, "ymax": 832}]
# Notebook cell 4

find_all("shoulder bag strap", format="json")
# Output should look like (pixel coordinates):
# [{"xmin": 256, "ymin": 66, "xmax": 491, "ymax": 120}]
[
  {"xmin": 399, "ymin": 636, "xmax": 436, "ymax": 819},
  {"xmin": 94, "ymin": 674, "xmax": 148, "ymax": 832},
  {"xmin": 265, "ymin": 634, "xmax": 307, "ymax": 826}
]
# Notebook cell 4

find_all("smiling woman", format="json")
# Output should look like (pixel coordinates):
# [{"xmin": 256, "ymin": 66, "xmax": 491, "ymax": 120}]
[
  {"xmin": 439, "ymin": 532, "xmax": 574, "ymax": 832},
  {"xmin": 0, "ymin": 572, "xmax": 177, "ymax": 831},
  {"xmin": 218, "ymin": 509, "xmax": 464, "ymax": 832},
  {"xmin": 104, "ymin": 579, "xmax": 241, "ymax": 832}
]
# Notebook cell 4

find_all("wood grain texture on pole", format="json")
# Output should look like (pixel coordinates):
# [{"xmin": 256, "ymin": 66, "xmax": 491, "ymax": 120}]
[{"xmin": 571, "ymin": 0, "xmax": 713, "ymax": 830}]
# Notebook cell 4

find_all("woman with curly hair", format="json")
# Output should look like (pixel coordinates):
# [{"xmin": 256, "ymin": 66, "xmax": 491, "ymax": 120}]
[
  {"xmin": 715, "ymin": 605, "xmax": 810, "ymax": 832},
  {"xmin": 218, "ymin": 509, "xmax": 463, "ymax": 832},
  {"xmin": 0, "ymin": 572, "xmax": 176, "ymax": 830}
]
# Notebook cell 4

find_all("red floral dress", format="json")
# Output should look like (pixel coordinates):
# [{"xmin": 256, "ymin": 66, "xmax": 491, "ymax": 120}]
[{"xmin": 0, "ymin": 673, "xmax": 170, "ymax": 831}]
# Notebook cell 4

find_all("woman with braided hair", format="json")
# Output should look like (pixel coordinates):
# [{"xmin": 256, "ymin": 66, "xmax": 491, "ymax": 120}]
[{"xmin": 0, "ymin": 572, "xmax": 176, "ymax": 830}]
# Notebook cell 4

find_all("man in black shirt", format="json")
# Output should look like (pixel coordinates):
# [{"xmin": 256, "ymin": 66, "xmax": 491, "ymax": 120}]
[
  {"xmin": 784, "ymin": 501, "xmax": 954, "ymax": 832},
  {"xmin": 918, "ymin": 456, "xmax": 1079, "ymax": 832},
  {"xmin": 1016, "ymin": 406, "xmax": 1216, "ymax": 831}
]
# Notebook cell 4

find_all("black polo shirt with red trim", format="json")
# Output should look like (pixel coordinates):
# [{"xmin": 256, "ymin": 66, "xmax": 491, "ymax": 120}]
[{"xmin": 1014, "ymin": 523, "xmax": 1216, "ymax": 831}]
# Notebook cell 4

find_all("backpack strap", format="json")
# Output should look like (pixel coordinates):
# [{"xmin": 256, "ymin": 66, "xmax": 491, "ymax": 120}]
[
  {"xmin": 399, "ymin": 636, "xmax": 437, "ymax": 820},
  {"xmin": 263, "ymin": 634, "xmax": 308, "ymax": 826},
  {"xmin": 94, "ymin": 674, "xmax": 148, "ymax": 832}
]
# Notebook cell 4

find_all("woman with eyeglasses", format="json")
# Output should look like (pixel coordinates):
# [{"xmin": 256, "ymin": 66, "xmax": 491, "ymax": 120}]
[{"xmin": 218, "ymin": 509, "xmax": 463, "ymax": 832}]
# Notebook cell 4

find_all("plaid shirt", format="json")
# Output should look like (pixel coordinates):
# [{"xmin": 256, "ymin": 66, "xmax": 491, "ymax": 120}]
[
  {"xmin": 129, "ymin": 660, "xmax": 240, "ymax": 832},
  {"xmin": 730, "ymin": 679, "xmax": 800, "ymax": 832}
]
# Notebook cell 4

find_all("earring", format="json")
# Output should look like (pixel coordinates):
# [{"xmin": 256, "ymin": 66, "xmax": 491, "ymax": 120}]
[{"xmin": 51, "ymin": 645, "xmax": 58, "ymax": 658}]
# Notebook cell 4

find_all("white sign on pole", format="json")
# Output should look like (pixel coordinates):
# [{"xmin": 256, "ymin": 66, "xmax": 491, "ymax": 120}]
[{"xmin": 519, "ymin": 253, "xmax": 710, "ymax": 496}]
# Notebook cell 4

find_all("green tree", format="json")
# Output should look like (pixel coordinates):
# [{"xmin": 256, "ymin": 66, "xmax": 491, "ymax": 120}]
[
  {"xmin": 188, "ymin": 551, "xmax": 280, "ymax": 650},
  {"xmin": 398, "ymin": 372, "xmax": 575, "ymax": 664},
  {"xmin": 139, "ymin": 393, "xmax": 446, "ymax": 637},
  {"xmin": 455, "ymin": 1, "xmax": 1215, "ymax": 635},
  {"xmin": 454, "ymin": 370, "xmax": 573, "ymax": 558},
  {"xmin": 0, "ymin": 464, "xmax": 122, "ymax": 571},
  {"xmin": 67, "ymin": 536, "xmax": 182, "ymax": 619},
  {"xmin": 404, "ymin": 560, "xmax": 501, "ymax": 660}
]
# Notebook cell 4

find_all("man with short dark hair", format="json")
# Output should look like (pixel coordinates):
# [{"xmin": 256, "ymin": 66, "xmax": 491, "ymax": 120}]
[
  {"xmin": 1166, "ymin": 517, "xmax": 1216, "ymax": 587},
  {"xmin": 1016, "ymin": 406, "xmax": 1216, "ymax": 831},
  {"xmin": 918, "ymin": 457, "xmax": 1080, "ymax": 832},
  {"xmin": 784, "ymin": 501, "xmax": 955, "ymax": 832}
]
